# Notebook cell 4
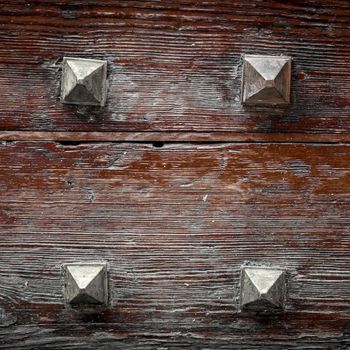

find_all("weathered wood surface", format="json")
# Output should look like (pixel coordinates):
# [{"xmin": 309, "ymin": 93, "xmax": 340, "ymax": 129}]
[
  {"xmin": 0, "ymin": 141, "xmax": 349, "ymax": 348},
  {"xmin": 0, "ymin": 1, "xmax": 349, "ymax": 135},
  {"xmin": 3, "ymin": 131, "xmax": 350, "ymax": 143}
]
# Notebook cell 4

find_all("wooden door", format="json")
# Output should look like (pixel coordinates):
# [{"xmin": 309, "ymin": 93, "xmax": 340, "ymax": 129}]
[{"xmin": 0, "ymin": 1, "xmax": 349, "ymax": 349}]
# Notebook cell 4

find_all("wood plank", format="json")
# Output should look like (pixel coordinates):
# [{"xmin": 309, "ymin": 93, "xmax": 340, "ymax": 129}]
[
  {"xmin": 0, "ymin": 141, "xmax": 349, "ymax": 347},
  {"xmin": 0, "ymin": 1, "xmax": 349, "ymax": 135},
  {"xmin": 1, "ymin": 324, "xmax": 350, "ymax": 349},
  {"xmin": 2, "ymin": 131, "xmax": 350, "ymax": 143}
]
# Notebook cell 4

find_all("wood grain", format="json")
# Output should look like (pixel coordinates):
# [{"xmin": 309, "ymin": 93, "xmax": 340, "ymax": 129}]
[
  {"xmin": 3, "ymin": 131, "xmax": 350, "ymax": 142},
  {"xmin": 0, "ymin": 1, "xmax": 349, "ymax": 135},
  {"xmin": 0, "ymin": 141, "xmax": 349, "ymax": 348}
]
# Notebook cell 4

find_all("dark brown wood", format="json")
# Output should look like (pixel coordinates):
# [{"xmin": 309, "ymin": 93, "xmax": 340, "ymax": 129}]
[
  {"xmin": 4, "ymin": 131, "xmax": 350, "ymax": 143},
  {"xmin": 0, "ymin": 141, "xmax": 349, "ymax": 348},
  {"xmin": 0, "ymin": 1, "xmax": 349, "ymax": 136},
  {"xmin": 1, "ymin": 1, "xmax": 350, "ymax": 348}
]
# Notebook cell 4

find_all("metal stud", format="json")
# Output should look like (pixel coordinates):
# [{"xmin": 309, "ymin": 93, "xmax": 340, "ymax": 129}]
[
  {"xmin": 241, "ymin": 55, "xmax": 291, "ymax": 106},
  {"xmin": 61, "ymin": 57, "xmax": 107, "ymax": 106},
  {"xmin": 63, "ymin": 262, "xmax": 108, "ymax": 306},
  {"xmin": 240, "ymin": 266, "xmax": 286, "ymax": 312}
]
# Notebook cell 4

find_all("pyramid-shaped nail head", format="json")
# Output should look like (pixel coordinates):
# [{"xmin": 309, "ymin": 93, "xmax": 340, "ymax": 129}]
[
  {"xmin": 64, "ymin": 263, "xmax": 108, "ymax": 306},
  {"xmin": 61, "ymin": 57, "xmax": 107, "ymax": 106},
  {"xmin": 242, "ymin": 55, "xmax": 291, "ymax": 106},
  {"xmin": 240, "ymin": 267, "xmax": 286, "ymax": 312}
]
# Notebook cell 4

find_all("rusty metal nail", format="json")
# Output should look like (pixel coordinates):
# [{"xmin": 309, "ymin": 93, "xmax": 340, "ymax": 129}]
[
  {"xmin": 61, "ymin": 57, "xmax": 107, "ymax": 107},
  {"xmin": 63, "ymin": 262, "xmax": 108, "ymax": 306},
  {"xmin": 241, "ymin": 55, "xmax": 292, "ymax": 106},
  {"xmin": 240, "ymin": 266, "xmax": 286, "ymax": 312}
]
